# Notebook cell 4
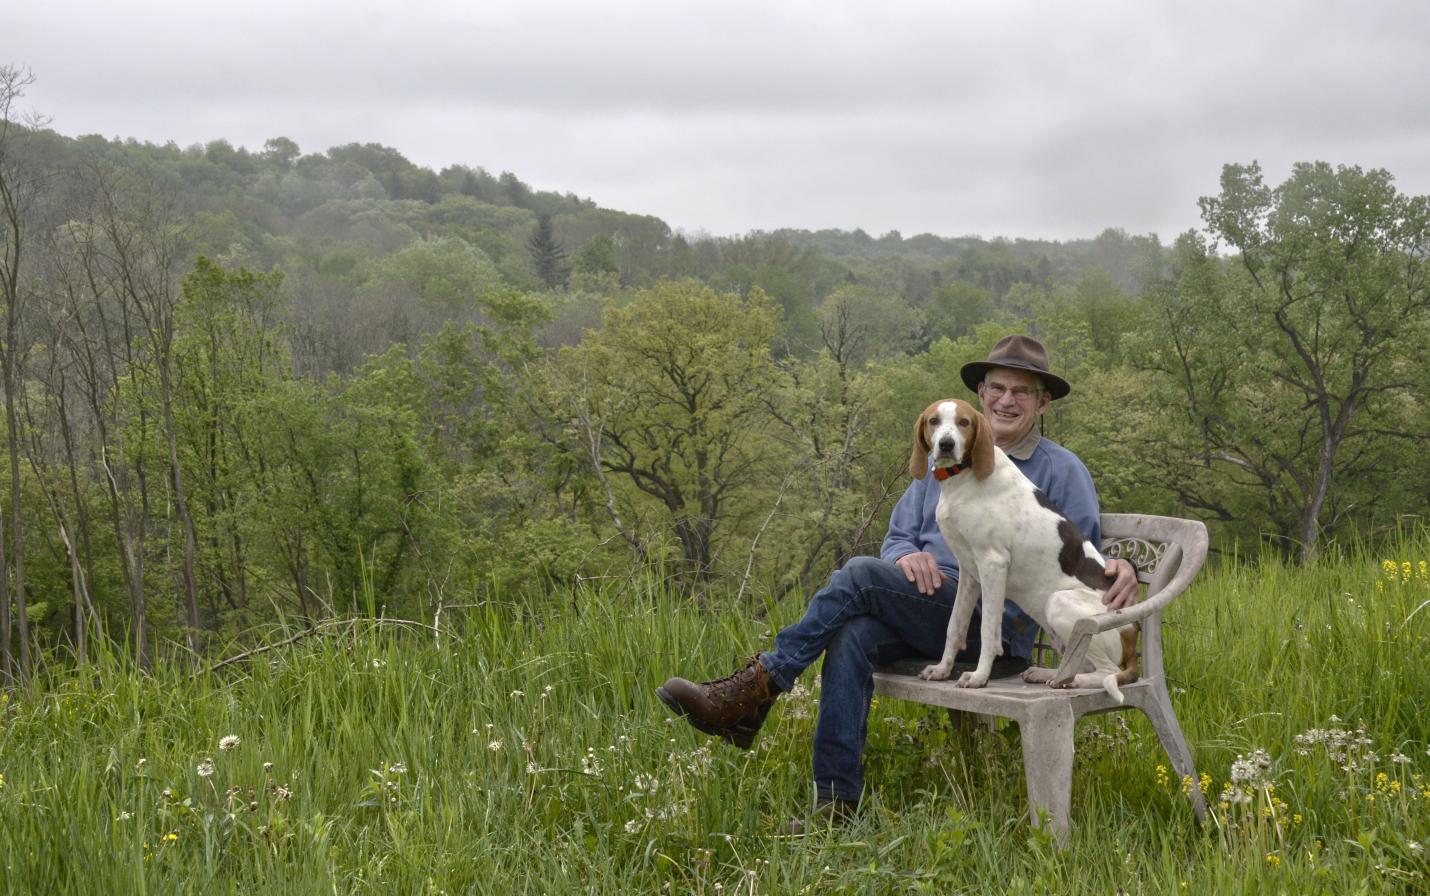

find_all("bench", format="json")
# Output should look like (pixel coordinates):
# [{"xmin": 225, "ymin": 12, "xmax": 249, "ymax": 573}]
[{"xmin": 871, "ymin": 513, "xmax": 1210, "ymax": 840}]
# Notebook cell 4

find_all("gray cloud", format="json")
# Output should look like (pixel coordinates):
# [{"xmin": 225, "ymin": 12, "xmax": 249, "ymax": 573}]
[{"xmin": 9, "ymin": 0, "xmax": 1430, "ymax": 240}]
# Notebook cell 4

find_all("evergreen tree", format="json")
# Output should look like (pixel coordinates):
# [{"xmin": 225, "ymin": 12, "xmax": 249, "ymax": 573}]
[{"xmin": 527, "ymin": 215, "xmax": 569, "ymax": 289}]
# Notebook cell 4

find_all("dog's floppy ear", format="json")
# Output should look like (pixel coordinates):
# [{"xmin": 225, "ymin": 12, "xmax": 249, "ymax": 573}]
[
  {"xmin": 909, "ymin": 404, "xmax": 933, "ymax": 479},
  {"xmin": 969, "ymin": 404, "xmax": 996, "ymax": 480}
]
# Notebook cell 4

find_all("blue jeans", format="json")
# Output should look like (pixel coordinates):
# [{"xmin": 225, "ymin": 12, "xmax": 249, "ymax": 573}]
[{"xmin": 759, "ymin": 556, "xmax": 1026, "ymax": 803}]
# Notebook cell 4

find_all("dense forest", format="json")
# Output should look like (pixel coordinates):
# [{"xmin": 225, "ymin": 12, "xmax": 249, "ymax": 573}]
[{"xmin": 1, "ymin": 66, "xmax": 1428, "ymax": 680}]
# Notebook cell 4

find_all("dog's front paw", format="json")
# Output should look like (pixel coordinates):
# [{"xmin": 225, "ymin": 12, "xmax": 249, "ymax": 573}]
[
  {"xmin": 919, "ymin": 662, "xmax": 954, "ymax": 681},
  {"xmin": 954, "ymin": 669, "xmax": 989, "ymax": 689}
]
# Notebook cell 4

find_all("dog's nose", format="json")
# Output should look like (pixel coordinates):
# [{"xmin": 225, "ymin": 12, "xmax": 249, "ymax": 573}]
[{"xmin": 937, "ymin": 436, "xmax": 956, "ymax": 454}]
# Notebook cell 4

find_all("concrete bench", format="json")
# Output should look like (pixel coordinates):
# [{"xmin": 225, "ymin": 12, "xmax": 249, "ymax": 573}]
[{"xmin": 872, "ymin": 513, "xmax": 1210, "ymax": 840}]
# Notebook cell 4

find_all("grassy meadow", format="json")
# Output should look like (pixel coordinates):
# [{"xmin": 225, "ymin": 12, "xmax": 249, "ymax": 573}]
[{"xmin": 2, "ymin": 536, "xmax": 1429, "ymax": 894}]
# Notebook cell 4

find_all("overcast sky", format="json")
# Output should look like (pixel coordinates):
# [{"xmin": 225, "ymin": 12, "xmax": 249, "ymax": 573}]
[{"xmin": 9, "ymin": 0, "xmax": 1430, "ymax": 242}]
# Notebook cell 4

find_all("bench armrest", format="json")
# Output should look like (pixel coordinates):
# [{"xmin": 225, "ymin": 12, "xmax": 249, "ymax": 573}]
[{"xmin": 1051, "ymin": 519, "xmax": 1207, "ymax": 685}]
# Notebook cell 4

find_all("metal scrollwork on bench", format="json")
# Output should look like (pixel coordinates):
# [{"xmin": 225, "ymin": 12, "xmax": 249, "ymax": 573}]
[{"xmin": 1103, "ymin": 537, "xmax": 1166, "ymax": 576}]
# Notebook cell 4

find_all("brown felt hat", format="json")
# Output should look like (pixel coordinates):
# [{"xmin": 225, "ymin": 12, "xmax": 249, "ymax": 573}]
[{"xmin": 959, "ymin": 334, "xmax": 1070, "ymax": 400}]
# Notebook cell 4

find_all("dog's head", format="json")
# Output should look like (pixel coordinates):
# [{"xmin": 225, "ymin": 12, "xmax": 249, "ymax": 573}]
[{"xmin": 909, "ymin": 398, "xmax": 995, "ymax": 481}]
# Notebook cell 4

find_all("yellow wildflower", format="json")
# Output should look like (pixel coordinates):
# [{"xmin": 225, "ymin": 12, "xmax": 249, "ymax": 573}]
[
  {"xmin": 1265, "ymin": 853, "xmax": 1281, "ymax": 868},
  {"xmin": 1155, "ymin": 765, "xmax": 1169, "ymax": 787},
  {"xmin": 1200, "ymin": 772, "xmax": 1212, "ymax": 795},
  {"xmin": 1376, "ymin": 772, "xmax": 1388, "ymax": 792},
  {"xmin": 1403, "ymin": 561, "xmax": 1413, "ymax": 582},
  {"xmin": 1293, "ymin": 813, "xmax": 1303, "ymax": 825}
]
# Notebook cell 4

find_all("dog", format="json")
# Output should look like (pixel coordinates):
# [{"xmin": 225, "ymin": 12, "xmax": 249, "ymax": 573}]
[{"xmin": 908, "ymin": 399, "xmax": 1139, "ymax": 702}]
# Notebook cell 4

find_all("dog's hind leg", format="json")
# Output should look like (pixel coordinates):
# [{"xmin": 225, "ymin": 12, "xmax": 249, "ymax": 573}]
[{"xmin": 1021, "ymin": 666, "xmax": 1057, "ymax": 684}]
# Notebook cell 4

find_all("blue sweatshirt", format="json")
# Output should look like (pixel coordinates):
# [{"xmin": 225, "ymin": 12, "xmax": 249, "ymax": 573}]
[{"xmin": 880, "ymin": 431, "xmax": 1103, "ymax": 660}]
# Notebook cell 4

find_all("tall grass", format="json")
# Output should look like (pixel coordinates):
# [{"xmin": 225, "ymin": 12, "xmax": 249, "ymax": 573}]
[{"xmin": 2, "ymin": 536, "xmax": 1428, "ymax": 894}]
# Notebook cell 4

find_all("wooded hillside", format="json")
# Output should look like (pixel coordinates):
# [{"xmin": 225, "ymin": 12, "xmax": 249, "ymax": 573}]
[{"xmin": 2, "ymin": 66, "xmax": 1427, "ymax": 677}]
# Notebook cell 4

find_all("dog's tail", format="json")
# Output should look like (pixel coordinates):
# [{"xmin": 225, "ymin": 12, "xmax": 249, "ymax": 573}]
[{"xmin": 1101, "ymin": 623, "xmax": 1142, "ymax": 703}]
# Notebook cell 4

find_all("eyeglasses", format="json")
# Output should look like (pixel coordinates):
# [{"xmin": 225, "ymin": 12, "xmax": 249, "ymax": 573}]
[{"xmin": 983, "ymin": 382, "xmax": 1041, "ymax": 401}]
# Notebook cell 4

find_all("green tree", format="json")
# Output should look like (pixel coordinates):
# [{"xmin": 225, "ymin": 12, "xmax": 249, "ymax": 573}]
[
  {"xmin": 0, "ymin": 64, "xmax": 41, "ymax": 680},
  {"xmin": 173, "ymin": 257, "xmax": 288, "ymax": 628},
  {"xmin": 1143, "ymin": 161, "xmax": 1430, "ymax": 560},
  {"xmin": 572, "ymin": 234, "xmax": 619, "ymax": 276},
  {"xmin": 527, "ymin": 215, "xmax": 569, "ymax": 289},
  {"xmin": 548, "ymin": 281, "xmax": 780, "ymax": 582}
]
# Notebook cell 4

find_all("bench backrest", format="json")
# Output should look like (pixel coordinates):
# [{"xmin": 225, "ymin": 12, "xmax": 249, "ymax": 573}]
[{"xmin": 1094, "ymin": 513, "xmax": 1210, "ymax": 680}]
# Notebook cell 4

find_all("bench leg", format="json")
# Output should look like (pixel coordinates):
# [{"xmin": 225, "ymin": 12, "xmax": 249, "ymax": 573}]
[
  {"xmin": 1139, "ymin": 688, "xmax": 1208, "ymax": 826},
  {"xmin": 946, "ymin": 708, "xmax": 995, "ymax": 735},
  {"xmin": 1019, "ymin": 702, "xmax": 1075, "ymax": 843}
]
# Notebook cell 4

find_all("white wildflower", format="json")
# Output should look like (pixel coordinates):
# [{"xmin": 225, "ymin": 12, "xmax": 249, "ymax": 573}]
[
  {"xmin": 624, "ymin": 819, "xmax": 640, "ymax": 833},
  {"xmin": 488, "ymin": 740, "xmax": 503, "ymax": 752},
  {"xmin": 1229, "ymin": 749, "xmax": 1273, "ymax": 788},
  {"xmin": 218, "ymin": 735, "xmax": 241, "ymax": 752},
  {"xmin": 197, "ymin": 759, "xmax": 215, "ymax": 778}
]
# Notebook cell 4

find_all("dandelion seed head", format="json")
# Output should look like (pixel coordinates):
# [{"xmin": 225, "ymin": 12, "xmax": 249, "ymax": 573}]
[
  {"xmin": 197, "ymin": 759, "xmax": 215, "ymax": 778},
  {"xmin": 218, "ymin": 735, "xmax": 241, "ymax": 752},
  {"xmin": 488, "ymin": 740, "xmax": 503, "ymax": 752}
]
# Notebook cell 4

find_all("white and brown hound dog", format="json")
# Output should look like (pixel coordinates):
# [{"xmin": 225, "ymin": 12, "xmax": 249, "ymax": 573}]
[{"xmin": 909, "ymin": 399, "xmax": 1138, "ymax": 701}]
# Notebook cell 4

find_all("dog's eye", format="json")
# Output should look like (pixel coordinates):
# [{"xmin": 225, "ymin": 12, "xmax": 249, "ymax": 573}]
[
  {"xmin": 957, "ymin": 419, "xmax": 970, "ymax": 428},
  {"xmin": 927, "ymin": 417, "xmax": 939, "ymax": 427}
]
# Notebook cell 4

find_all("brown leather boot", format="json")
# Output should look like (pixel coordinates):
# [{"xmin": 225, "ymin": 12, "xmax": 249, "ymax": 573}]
[{"xmin": 656, "ymin": 656, "xmax": 778, "ymax": 750}]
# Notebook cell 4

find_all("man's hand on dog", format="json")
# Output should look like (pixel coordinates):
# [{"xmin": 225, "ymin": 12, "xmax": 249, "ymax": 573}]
[
  {"xmin": 1102, "ymin": 558, "xmax": 1138, "ymax": 610},
  {"xmin": 896, "ymin": 552, "xmax": 944, "ymax": 595}
]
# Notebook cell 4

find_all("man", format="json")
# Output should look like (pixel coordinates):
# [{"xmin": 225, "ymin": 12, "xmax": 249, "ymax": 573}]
[{"xmin": 656, "ymin": 335, "xmax": 1138, "ymax": 826}]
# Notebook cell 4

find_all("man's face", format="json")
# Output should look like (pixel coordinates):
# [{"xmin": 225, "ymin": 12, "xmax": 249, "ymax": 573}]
[{"xmin": 976, "ymin": 367, "xmax": 1050, "ymax": 448}]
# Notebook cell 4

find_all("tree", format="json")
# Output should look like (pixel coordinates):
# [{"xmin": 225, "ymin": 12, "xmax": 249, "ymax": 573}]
[
  {"xmin": 173, "ymin": 257, "xmax": 288, "ymax": 624},
  {"xmin": 572, "ymin": 234, "xmax": 619, "ymax": 277},
  {"xmin": 527, "ymin": 215, "xmax": 568, "ymax": 289},
  {"xmin": 261, "ymin": 137, "xmax": 300, "ymax": 168},
  {"xmin": 1144, "ymin": 161, "xmax": 1430, "ymax": 560},
  {"xmin": 0, "ymin": 64, "xmax": 44, "ymax": 682},
  {"xmin": 548, "ymin": 281, "xmax": 779, "ymax": 582}
]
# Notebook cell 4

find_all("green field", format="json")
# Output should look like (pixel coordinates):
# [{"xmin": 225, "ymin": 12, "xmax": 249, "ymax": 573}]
[{"xmin": 2, "ymin": 538, "xmax": 1428, "ymax": 894}]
